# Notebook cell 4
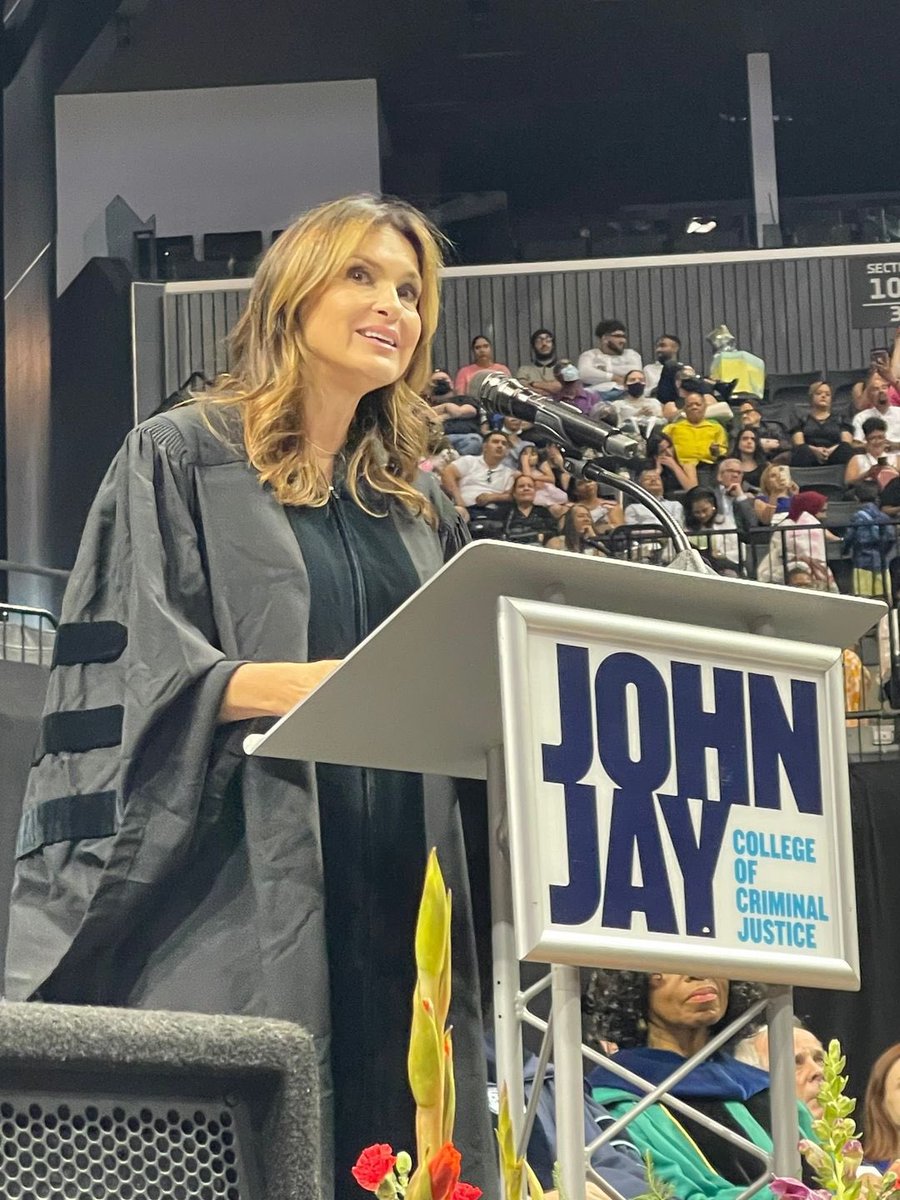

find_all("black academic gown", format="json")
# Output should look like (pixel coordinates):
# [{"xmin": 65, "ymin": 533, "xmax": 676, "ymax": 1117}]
[{"xmin": 4, "ymin": 404, "xmax": 497, "ymax": 1200}]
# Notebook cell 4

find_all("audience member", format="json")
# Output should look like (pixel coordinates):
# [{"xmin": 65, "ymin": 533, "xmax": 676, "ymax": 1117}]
[
  {"xmin": 852, "ymin": 371, "xmax": 900, "ymax": 446},
  {"xmin": 484, "ymin": 1035, "xmax": 650, "ymax": 1200},
  {"xmin": 871, "ymin": 334, "xmax": 900, "ymax": 407},
  {"xmin": 546, "ymin": 504, "xmax": 607, "ymax": 555},
  {"xmin": 454, "ymin": 334, "xmax": 510, "ymax": 395},
  {"xmin": 714, "ymin": 459, "xmax": 760, "ymax": 534},
  {"xmin": 585, "ymin": 971, "xmax": 814, "ymax": 1200},
  {"xmin": 578, "ymin": 319, "xmax": 643, "ymax": 397},
  {"xmin": 645, "ymin": 431, "xmax": 698, "ymax": 495},
  {"xmin": 543, "ymin": 443, "xmax": 574, "ymax": 495},
  {"xmin": 778, "ymin": 491, "xmax": 839, "ymax": 591},
  {"xmin": 622, "ymin": 467, "xmax": 685, "ymax": 562},
  {"xmin": 663, "ymin": 393, "xmax": 729, "ymax": 466},
  {"xmin": 684, "ymin": 486, "xmax": 741, "ymax": 571},
  {"xmin": 625, "ymin": 467, "xmax": 685, "ymax": 527},
  {"xmin": 498, "ymin": 475, "xmax": 560, "ymax": 545},
  {"xmin": 786, "ymin": 564, "xmax": 816, "ymax": 588},
  {"xmin": 728, "ymin": 427, "xmax": 767, "ymax": 489},
  {"xmin": 707, "ymin": 323, "xmax": 766, "ymax": 400},
  {"xmin": 642, "ymin": 334, "xmax": 687, "ymax": 399},
  {"xmin": 734, "ymin": 1022, "xmax": 826, "ymax": 1119},
  {"xmin": 863, "ymin": 1043, "xmax": 900, "ymax": 1170},
  {"xmin": 790, "ymin": 381, "xmax": 854, "ymax": 467},
  {"xmin": 501, "ymin": 416, "xmax": 536, "ymax": 467},
  {"xmin": 613, "ymin": 370, "xmax": 664, "ymax": 437},
  {"xmin": 553, "ymin": 359, "xmax": 603, "ymax": 417},
  {"xmin": 442, "ymin": 430, "xmax": 516, "ymax": 516},
  {"xmin": 516, "ymin": 445, "xmax": 569, "ymax": 514},
  {"xmin": 516, "ymin": 328, "xmax": 561, "ymax": 394},
  {"xmin": 735, "ymin": 399, "xmax": 789, "ymax": 457},
  {"xmin": 425, "ymin": 369, "xmax": 484, "ymax": 456},
  {"xmin": 842, "ymin": 479, "xmax": 896, "ymax": 597},
  {"xmin": 753, "ymin": 463, "xmax": 798, "ymax": 526},
  {"xmin": 845, "ymin": 416, "xmax": 900, "ymax": 488},
  {"xmin": 571, "ymin": 478, "xmax": 624, "ymax": 527}
]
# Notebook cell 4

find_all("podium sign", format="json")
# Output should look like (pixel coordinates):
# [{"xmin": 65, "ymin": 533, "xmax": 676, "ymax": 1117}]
[{"xmin": 498, "ymin": 596, "xmax": 859, "ymax": 990}]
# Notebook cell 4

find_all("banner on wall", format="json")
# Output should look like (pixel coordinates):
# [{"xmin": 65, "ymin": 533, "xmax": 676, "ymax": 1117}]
[
  {"xmin": 498, "ymin": 597, "xmax": 859, "ymax": 990},
  {"xmin": 847, "ymin": 254, "xmax": 900, "ymax": 329}
]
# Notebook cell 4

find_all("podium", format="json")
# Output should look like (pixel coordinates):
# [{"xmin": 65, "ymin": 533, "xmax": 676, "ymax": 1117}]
[{"xmin": 246, "ymin": 541, "xmax": 882, "ymax": 1200}]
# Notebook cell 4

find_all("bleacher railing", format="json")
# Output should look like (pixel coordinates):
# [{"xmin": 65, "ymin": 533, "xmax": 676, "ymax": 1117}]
[
  {"xmin": 0, "ymin": 561, "xmax": 69, "ymax": 666},
  {"xmin": 600, "ymin": 518, "xmax": 900, "ymax": 757}
]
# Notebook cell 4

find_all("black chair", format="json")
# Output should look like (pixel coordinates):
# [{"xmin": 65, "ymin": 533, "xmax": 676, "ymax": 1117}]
[
  {"xmin": 765, "ymin": 373, "xmax": 819, "ymax": 406},
  {"xmin": 789, "ymin": 464, "xmax": 849, "ymax": 496}
]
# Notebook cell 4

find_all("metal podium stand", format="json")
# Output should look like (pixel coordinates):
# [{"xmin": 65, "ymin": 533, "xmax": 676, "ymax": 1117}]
[{"xmin": 245, "ymin": 540, "xmax": 882, "ymax": 1200}]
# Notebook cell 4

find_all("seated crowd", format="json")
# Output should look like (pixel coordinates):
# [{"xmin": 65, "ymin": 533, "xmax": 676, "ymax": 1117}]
[
  {"xmin": 422, "ymin": 321, "xmax": 900, "ymax": 604},
  {"xmin": 508, "ymin": 967, "xmax": 898, "ymax": 1200}
]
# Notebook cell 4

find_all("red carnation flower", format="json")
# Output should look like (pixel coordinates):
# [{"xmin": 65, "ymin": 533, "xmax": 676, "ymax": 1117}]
[
  {"xmin": 428, "ymin": 1143, "xmax": 462, "ymax": 1200},
  {"xmin": 453, "ymin": 1183, "xmax": 483, "ymax": 1200},
  {"xmin": 352, "ymin": 1144, "xmax": 397, "ymax": 1191}
]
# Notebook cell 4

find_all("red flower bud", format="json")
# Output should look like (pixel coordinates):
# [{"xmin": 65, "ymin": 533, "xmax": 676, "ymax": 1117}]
[
  {"xmin": 352, "ymin": 1144, "xmax": 398, "ymax": 1192},
  {"xmin": 428, "ymin": 1142, "xmax": 462, "ymax": 1200},
  {"xmin": 453, "ymin": 1183, "xmax": 482, "ymax": 1200}
]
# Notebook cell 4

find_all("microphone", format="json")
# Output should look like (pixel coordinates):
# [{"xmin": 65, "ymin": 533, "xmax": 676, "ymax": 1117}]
[{"xmin": 467, "ymin": 370, "xmax": 640, "ymax": 458}]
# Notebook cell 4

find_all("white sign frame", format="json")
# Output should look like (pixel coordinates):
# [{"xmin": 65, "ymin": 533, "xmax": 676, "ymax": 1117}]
[{"xmin": 498, "ymin": 596, "xmax": 860, "ymax": 990}]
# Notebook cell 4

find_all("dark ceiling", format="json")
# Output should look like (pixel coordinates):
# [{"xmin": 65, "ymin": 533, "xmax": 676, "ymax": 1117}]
[{"xmin": 61, "ymin": 0, "xmax": 900, "ymax": 220}]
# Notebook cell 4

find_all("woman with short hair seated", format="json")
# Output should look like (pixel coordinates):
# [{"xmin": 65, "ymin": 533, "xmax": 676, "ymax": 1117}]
[{"xmin": 585, "ymin": 971, "xmax": 815, "ymax": 1200}]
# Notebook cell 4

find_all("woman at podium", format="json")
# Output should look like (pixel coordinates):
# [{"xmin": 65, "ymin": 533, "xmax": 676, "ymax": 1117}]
[{"xmin": 5, "ymin": 195, "xmax": 495, "ymax": 1199}]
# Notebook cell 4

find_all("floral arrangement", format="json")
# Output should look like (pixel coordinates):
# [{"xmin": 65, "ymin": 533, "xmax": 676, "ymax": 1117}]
[
  {"xmin": 772, "ymin": 1040, "xmax": 900, "ymax": 1200},
  {"xmin": 350, "ymin": 850, "xmax": 485, "ymax": 1200}
]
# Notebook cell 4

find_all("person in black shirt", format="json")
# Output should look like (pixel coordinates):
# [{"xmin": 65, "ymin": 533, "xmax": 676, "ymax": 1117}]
[
  {"xmin": 790, "ymin": 380, "xmax": 854, "ymax": 466},
  {"xmin": 499, "ymin": 473, "xmax": 560, "ymax": 544}
]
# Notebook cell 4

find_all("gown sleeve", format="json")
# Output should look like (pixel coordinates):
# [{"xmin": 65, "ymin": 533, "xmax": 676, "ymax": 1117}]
[{"xmin": 5, "ymin": 416, "xmax": 245, "ymax": 1002}]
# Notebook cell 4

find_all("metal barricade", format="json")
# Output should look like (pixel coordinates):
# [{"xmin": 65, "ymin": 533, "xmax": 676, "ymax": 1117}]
[
  {"xmin": 606, "ymin": 516, "xmax": 900, "ymax": 756},
  {"xmin": 0, "ymin": 560, "xmax": 69, "ymax": 666}
]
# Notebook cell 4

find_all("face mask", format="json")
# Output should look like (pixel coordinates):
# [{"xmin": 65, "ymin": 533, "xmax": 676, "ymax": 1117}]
[
  {"xmin": 656, "ymin": 351, "xmax": 674, "ymax": 364},
  {"xmin": 432, "ymin": 379, "xmax": 453, "ymax": 396},
  {"xmin": 626, "ymin": 382, "xmax": 645, "ymax": 397},
  {"xmin": 560, "ymin": 365, "xmax": 579, "ymax": 383}
]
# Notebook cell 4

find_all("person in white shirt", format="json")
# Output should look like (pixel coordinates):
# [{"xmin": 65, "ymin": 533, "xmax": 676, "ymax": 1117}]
[
  {"xmin": 625, "ymin": 467, "xmax": 685, "ymax": 529},
  {"xmin": 641, "ymin": 334, "xmax": 688, "ymax": 396},
  {"xmin": 442, "ymin": 431, "xmax": 516, "ymax": 512},
  {"xmin": 577, "ymin": 319, "xmax": 642, "ymax": 399},
  {"xmin": 851, "ymin": 375, "xmax": 900, "ymax": 446},
  {"xmin": 623, "ymin": 466, "xmax": 685, "ymax": 563},
  {"xmin": 613, "ymin": 370, "xmax": 664, "ymax": 437},
  {"xmin": 845, "ymin": 416, "xmax": 900, "ymax": 488}
]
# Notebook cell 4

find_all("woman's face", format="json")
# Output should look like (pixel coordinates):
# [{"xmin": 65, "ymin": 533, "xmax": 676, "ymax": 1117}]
[
  {"xmin": 302, "ymin": 225, "xmax": 422, "ymax": 399},
  {"xmin": 513, "ymin": 475, "xmax": 536, "ymax": 504},
  {"xmin": 768, "ymin": 466, "xmax": 790, "ymax": 495},
  {"xmin": 692, "ymin": 496, "xmax": 717, "ymax": 525},
  {"xmin": 812, "ymin": 383, "xmax": 832, "ymax": 407},
  {"xmin": 866, "ymin": 428, "xmax": 888, "ymax": 457},
  {"xmin": 739, "ymin": 430, "xmax": 756, "ymax": 454},
  {"xmin": 521, "ymin": 447, "xmax": 538, "ymax": 468},
  {"xmin": 883, "ymin": 1058, "xmax": 900, "ymax": 1130},
  {"xmin": 473, "ymin": 337, "xmax": 493, "ymax": 363},
  {"xmin": 572, "ymin": 505, "xmax": 593, "ymax": 535},
  {"xmin": 648, "ymin": 974, "xmax": 729, "ymax": 1034}
]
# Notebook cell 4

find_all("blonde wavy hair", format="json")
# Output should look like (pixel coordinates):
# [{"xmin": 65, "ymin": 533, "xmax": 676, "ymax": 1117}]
[{"xmin": 204, "ymin": 194, "xmax": 447, "ymax": 518}]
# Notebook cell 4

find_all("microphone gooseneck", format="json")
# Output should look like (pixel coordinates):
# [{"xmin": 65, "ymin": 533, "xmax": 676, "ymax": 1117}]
[{"xmin": 466, "ymin": 370, "xmax": 640, "ymax": 460}]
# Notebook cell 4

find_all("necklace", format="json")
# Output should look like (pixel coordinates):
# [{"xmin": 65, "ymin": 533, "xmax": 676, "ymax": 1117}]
[{"xmin": 305, "ymin": 436, "xmax": 344, "ymax": 457}]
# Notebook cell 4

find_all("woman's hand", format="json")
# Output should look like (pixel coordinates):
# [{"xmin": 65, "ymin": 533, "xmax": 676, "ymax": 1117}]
[{"xmin": 218, "ymin": 660, "xmax": 342, "ymax": 723}]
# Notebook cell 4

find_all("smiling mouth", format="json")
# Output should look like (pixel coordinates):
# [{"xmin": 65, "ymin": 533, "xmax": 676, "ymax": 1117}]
[{"xmin": 358, "ymin": 330, "xmax": 398, "ymax": 349}]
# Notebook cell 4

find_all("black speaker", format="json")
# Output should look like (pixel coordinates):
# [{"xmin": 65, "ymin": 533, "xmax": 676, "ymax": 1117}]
[{"xmin": 0, "ymin": 1003, "xmax": 320, "ymax": 1200}]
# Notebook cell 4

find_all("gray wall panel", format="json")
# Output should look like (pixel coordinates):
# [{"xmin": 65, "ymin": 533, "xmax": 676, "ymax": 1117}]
[{"xmin": 150, "ymin": 250, "xmax": 900, "ymax": 398}]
